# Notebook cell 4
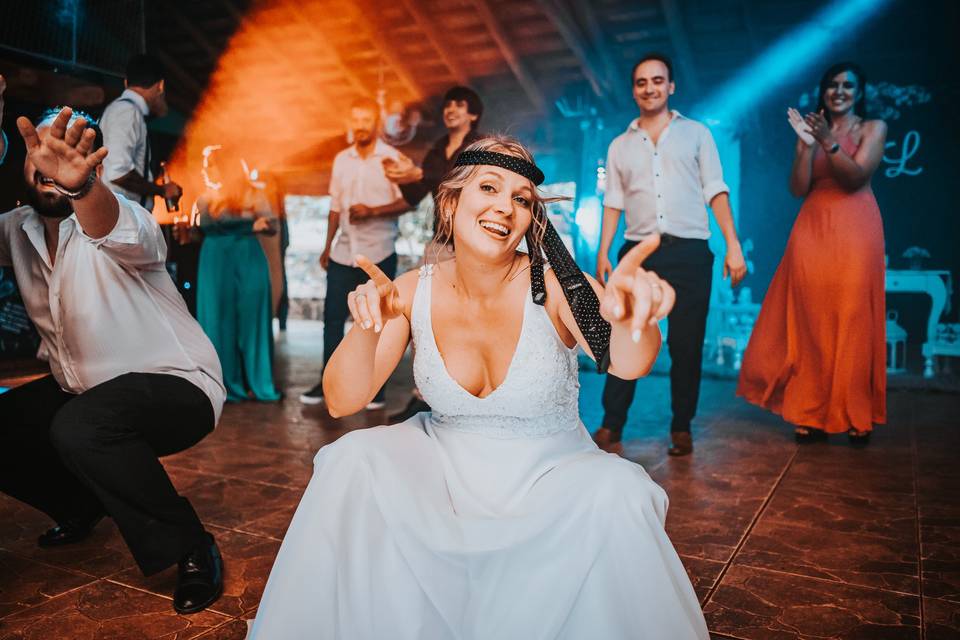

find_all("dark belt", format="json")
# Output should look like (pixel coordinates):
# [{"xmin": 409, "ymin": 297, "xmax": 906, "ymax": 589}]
[{"xmin": 627, "ymin": 233, "xmax": 701, "ymax": 248}]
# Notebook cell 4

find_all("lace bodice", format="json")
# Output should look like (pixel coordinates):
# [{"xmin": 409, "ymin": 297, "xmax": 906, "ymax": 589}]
[{"xmin": 411, "ymin": 264, "xmax": 582, "ymax": 438}]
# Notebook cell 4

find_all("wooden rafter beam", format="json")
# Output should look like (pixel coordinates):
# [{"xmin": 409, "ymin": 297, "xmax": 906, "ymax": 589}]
[
  {"xmin": 397, "ymin": 0, "xmax": 470, "ymax": 86},
  {"xmin": 536, "ymin": 0, "xmax": 607, "ymax": 100},
  {"xmin": 343, "ymin": 0, "xmax": 426, "ymax": 101},
  {"xmin": 574, "ymin": 0, "xmax": 629, "ymax": 109},
  {"xmin": 212, "ymin": 0, "xmax": 347, "ymax": 113},
  {"xmin": 469, "ymin": 0, "xmax": 548, "ymax": 113},
  {"xmin": 279, "ymin": 0, "xmax": 372, "ymax": 97},
  {"xmin": 658, "ymin": 0, "xmax": 700, "ymax": 95}
]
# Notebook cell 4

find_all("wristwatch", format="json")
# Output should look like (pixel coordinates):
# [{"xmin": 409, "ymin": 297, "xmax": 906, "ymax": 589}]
[
  {"xmin": 52, "ymin": 171, "xmax": 97, "ymax": 200},
  {"xmin": 827, "ymin": 142, "xmax": 841, "ymax": 155}
]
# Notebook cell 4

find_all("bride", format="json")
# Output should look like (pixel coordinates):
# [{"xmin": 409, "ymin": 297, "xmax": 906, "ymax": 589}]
[{"xmin": 249, "ymin": 137, "xmax": 709, "ymax": 639}]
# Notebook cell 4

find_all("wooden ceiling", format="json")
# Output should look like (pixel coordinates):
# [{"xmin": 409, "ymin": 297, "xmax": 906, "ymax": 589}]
[
  {"xmin": 145, "ymin": 0, "xmax": 761, "ymax": 132},
  {"xmin": 0, "ymin": 0, "xmax": 942, "ymax": 191}
]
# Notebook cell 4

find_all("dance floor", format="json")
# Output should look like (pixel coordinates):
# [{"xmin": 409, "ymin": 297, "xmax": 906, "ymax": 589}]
[{"xmin": 1, "ymin": 320, "xmax": 958, "ymax": 639}]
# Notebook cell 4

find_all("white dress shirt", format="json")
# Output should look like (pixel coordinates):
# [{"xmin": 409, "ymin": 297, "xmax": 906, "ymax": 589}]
[
  {"xmin": 0, "ymin": 193, "xmax": 226, "ymax": 423},
  {"xmin": 99, "ymin": 89, "xmax": 153, "ymax": 211},
  {"xmin": 604, "ymin": 111, "xmax": 729, "ymax": 241},
  {"xmin": 328, "ymin": 139, "xmax": 403, "ymax": 266}
]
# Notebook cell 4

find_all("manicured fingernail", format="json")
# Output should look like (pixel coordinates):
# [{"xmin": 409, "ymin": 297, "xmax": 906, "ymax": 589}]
[
  {"xmin": 614, "ymin": 305, "xmax": 622, "ymax": 318},
  {"xmin": 632, "ymin": 329, "xmax": 641, "ymax": 343},
  {"xmin": 374, "ymin": 323, "xmax": 382, "ymax": 333}
]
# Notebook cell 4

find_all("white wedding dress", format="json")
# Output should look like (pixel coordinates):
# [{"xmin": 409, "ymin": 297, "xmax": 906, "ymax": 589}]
[{"xmin": 249, "ymin": 266, "xmax": 708, "ymax": 639}]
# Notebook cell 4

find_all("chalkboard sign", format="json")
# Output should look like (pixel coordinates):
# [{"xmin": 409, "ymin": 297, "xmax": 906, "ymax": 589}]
[{"xmin": 0, "ymin": 266, "xmax": 40, "ymax": 357}]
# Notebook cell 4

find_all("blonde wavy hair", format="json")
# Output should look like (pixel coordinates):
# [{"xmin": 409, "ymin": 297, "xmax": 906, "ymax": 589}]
[{"xmin": 429, "ymin": 136, "xmax": 564, "ymax": 264}]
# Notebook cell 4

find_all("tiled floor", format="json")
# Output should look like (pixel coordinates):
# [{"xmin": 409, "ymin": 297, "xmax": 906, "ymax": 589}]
[{"xmin": 1, "ymin": 321, "xmax": 958, "ymax": 639}]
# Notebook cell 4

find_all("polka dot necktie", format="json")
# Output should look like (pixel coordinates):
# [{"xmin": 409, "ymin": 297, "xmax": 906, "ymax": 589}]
[{"xmin": 529, "ymin": 219, "xmax": 611, "ymax": 373}]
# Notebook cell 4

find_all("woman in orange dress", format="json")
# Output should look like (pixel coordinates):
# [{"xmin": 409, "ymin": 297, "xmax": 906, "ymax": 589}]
[{"xmin": 737, "ymin": 62, "xmax": 887, "ymax": 445}]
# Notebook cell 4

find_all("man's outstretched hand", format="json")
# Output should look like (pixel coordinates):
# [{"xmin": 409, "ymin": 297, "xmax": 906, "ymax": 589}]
[{"xmin": 17, "ymin": 107, "xmax": 108, "ymax": 190}]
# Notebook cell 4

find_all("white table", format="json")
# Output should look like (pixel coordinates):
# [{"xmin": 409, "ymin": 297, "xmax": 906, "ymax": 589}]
[{"xmin": 885, "ymin": 270, "xmax": 953, "ymax": 377}]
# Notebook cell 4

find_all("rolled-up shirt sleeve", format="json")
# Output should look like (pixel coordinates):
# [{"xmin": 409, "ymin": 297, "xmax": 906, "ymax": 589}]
[
  {"xmin": 602, "ymin": 141, "xmax": 626, "ymax": 211},
  {"xmin": 101, "ymin": 103, "xmax": 141, "ymax": 182},
  {"xmin": 75, "ymin": 192, "xmax": 166, "ymax": 269},
  {"xmin": 698, "ymin": 126, "xmax": 729, "ymax": 204}
]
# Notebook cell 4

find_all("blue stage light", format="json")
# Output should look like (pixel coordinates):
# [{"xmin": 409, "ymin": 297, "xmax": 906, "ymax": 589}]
[{"xmin": 693, "ymin": 0, "xmax": 893, "ymax": 123}]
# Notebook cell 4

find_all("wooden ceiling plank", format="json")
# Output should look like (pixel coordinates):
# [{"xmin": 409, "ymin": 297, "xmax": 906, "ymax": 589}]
[
  {"xmin": 341, "ymin": 0, "xmax": 427, "ymax": 100},
  {"xmin": 468, "ymin": 0, "xmax": 547, "ymax": 112},
  {"xmin": 279, "ymin": 0, "xmax": 372, "ymax": 97},
  {"xmin": 536, "ymin": 0, "xmax": 609, "ymax": 100},
  {"xmin": 658, "ymin": 0, "xmax": 701, "ymax": 95},
  {"xmin": 397, "ymin": 0, "xmax": 470, "ymax": 86}
]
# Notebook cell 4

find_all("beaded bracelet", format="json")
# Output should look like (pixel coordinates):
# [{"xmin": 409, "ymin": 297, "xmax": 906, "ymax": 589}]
[{"xmin": 51, "ymin": 171, "xmax": 97, "ymax": 200}]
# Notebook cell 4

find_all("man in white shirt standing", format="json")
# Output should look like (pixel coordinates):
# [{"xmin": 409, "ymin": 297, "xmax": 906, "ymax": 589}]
[
  {"xmin": 99, "ymin": 54, "xmax": 182, "ymax": 210},
  {"xmin": 299, "ymin": 97, "xmax": 410, "ymax": 408},
  {"xmin": 592, "ymin": 54, "xmax": 747, "ymax": 457},
  {"xmin": 0, "ymin": 107, "xmax": 225, "ymax": 614}
]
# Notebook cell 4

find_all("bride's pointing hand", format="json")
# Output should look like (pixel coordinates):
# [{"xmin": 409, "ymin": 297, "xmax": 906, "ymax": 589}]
[
  {"xmin": 350, "ymin": 254, "xmax": 403, "ymax": 333},
  {"xmin": 599, "ymin": 234, "xmax": 675, "ymax": 342}
]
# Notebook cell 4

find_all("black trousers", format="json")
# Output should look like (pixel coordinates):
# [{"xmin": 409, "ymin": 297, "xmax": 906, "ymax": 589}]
[
  {"xmin": 0, "ymin": 373, "xmax": 214, "ymax": 575},
  {"xmin": 601, "ymin": 236, "xmax": 713, "ymax": 434},
  {"xmin": 322, "ymin": 254, "xmax": 398, "ymax": 403}
]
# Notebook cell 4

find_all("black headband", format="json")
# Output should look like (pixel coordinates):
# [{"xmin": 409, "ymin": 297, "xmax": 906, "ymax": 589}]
[{"xmin": 454, "ymin": 150, "xmax": 545, "ymax": 186}]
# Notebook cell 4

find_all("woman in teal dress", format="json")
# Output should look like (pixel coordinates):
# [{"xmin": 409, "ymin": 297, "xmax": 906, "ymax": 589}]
[{"xmin": 195, "ymin": 151, "xmax": 281, "ymax": 402}]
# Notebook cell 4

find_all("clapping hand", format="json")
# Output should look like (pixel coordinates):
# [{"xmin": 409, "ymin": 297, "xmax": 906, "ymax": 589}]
[
  {"xmin": 348, "ymin": 254, "xmax": 403, "ymax": 333},
  {"xmin": 599, "ymin": 235, "xmax": 675, "ymax": 342},
  {"xmin": 787, "ymin": 108, "xmax": 814, "ymax": 146},
  {"xmin": 803, "ymin": 110, "xmax": 834, "ymax": 147},
  {"xmin": 17, "ymin": 107, "xmax": 107, "ymax": 190}
]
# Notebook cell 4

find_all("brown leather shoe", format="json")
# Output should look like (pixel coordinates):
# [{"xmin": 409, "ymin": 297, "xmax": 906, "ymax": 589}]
[
  {"xmin": 667, "ymin": 432, "xmax": 693, "ymax": 457},
  {"xmin": 592, "ymin": 427, "xmax": 624, "ymax": 456}
]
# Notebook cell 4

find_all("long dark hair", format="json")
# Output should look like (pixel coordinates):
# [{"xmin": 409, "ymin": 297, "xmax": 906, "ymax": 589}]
[{"xmin": 816, "ymin": 62, "xmax": 868, "ymax": 123}]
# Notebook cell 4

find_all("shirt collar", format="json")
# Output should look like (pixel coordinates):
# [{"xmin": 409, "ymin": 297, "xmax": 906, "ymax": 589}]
[
  {"xmin": 19, "ymin": 208, "xmax": 77, "ymax": 270},
  {"xmin": 119, "ymin": 88, "xmax": 150, "ymax": 117},
  {"xmin": 627, "ymin": 109, "xmax": 685, "ymax": 132}
]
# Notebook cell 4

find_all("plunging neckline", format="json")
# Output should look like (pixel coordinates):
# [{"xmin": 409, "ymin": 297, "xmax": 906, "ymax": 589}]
[{"xmin": 426, "ymin": 272, "xmax": 529, "ymax": 401}]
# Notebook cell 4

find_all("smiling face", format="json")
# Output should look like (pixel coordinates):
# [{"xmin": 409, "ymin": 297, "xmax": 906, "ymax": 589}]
[
  {"xmin": 448, "ymin": 166, "xmax": 534, "ymax": 261},
  {"xmin": 443, "ymin": 99, "xmax": 478, "ymax": 133},
  {"xmin": 632, "ymin": 59, "xmax": 674, "ymax": 115},
  {"xmin": 822, "ymin": 70, "xmax": 860, "ymax": 119}
]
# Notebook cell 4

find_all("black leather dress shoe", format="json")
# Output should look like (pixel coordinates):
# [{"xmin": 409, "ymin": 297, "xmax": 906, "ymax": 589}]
[
  {"xmin": 667, "ymin": 432, "xmax": 693, "ymax": 457},
  {"xmin": 37, "ymin": 515, "xmax": 103, "ymax": 548},
  {"xmin": 173, "ymin": 535, "xmax": 224, "ymax": 614}
]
